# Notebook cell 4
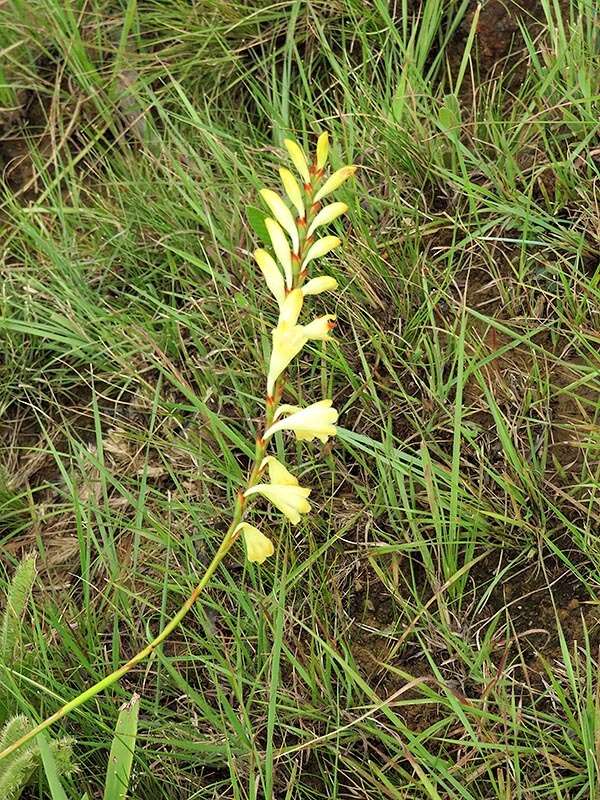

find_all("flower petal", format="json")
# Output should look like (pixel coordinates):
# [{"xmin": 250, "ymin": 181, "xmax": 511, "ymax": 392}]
[
  {"xmin": 273, "ymin": 403, "xmax": 301, "ymax": 420},
  {"xmin": 302, "ymin": 315, "xmax": 336, "ymax": 340},
  {"xmin": 245, "ymin": 484, "xmax": 311, "ymax": 525},
  {"xmin": 260, "ymin": 189, "xmax": 299, "ymax": 253},
  {"xmin": 254, "ymin": 248, "xmax": 285, "ymax": 307},
  {"xmin": 314, "ymin": 165, "xmax": 357, "ymax": 203},
  {"xmin": 264, "ymin": 399, "xmax": 338, "ymax": 443},
  {"xmin": 278, "ymin": 288, "xmax": 303, "ymax": 327},
  {"xmin": 267, "ymin": 324, "xmax": 307, "ymax": 395},
  {"xmin": 265, "ymin": 217, "xmax": 293, "ymax": 288},
  {"xmin": 284, "ymin": 139, "xmax": 310, "ymax": 184},
  {"xmin": 260, "ymin": 455, "xmax": 299, "ymax": 485}
]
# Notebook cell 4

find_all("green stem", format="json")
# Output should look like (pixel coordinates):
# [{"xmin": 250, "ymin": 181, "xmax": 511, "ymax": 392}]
[{"xmin": 0, "ymin": 161, "xmax": 324, "ymax": 763}]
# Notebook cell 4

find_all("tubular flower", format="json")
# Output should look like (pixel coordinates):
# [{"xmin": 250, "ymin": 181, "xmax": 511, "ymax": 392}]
[
  {"xmin": 284, "ymin": 138, "xmax": 310, "ymax": 184},
  {"xmin": 267, "ymin": 310, "xmax": 335, "ymax": 395},
  {"xmin": 267, "ymin": 326, "xmax": 306, "ymax": 397},
  {"xmin": 260, "ymin": 189, "xmax": 299, "ymax": 253},
  {"xmin": 265, "ymin": 217, "xmax": 292, "ymax": 288},
  {"xmin": 265, "ymin": 399, "xmax": 338, "ymax": 443},
  {"xmin": 279, "ymin": 167, "xmax": 305, "ymax": 219},
  {"xmin": 254, "ymin": 249, "xmax": 285, "ymax": 308},
  {"xmin": 302, "ymin": 236, "xmax": 341, "ymax": 270},
  {"xmin": 307, "ymin": 203, "xmax": 348, "ymax": 237},
  {"xmin": 267, "ymin": 319, "xmax": 333, "ymax": 396},
  {"xmin": 266, "ymin": 289, "xmax": 304, "ymax": 395},
  {"xmin": 244, "ymin": 456, "xmax": 311, "ymax": 525},
  {"xmin": 314, "ymin": 165, "xmax": 357, "ymax": 203},
  {"xmin": 234, "ymin": 522, "xmax": 274, "ymax": 563}
]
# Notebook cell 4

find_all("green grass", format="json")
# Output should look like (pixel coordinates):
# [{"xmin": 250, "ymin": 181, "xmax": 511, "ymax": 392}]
[{"xmin": 1, "ymin": 0, "xmax": 599, "ymax": 797}]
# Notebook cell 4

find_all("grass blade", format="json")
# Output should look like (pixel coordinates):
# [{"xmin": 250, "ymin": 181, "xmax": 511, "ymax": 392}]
[{"xmin": 103, "ymin": 694, "xmax": 140, "ymax": 800}]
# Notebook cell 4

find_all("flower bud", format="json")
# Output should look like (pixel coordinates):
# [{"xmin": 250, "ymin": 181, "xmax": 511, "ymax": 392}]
[
  {"xmin": 314, "ymin": 165, "xmax": 357, "ymax": 203},
  {"xmin": 284, "ymin": 139, "xmax": 310, "ymax": 184},
  {"xmin": 316, "ymin": 132, "xmax": 329, "ymax": 170}
]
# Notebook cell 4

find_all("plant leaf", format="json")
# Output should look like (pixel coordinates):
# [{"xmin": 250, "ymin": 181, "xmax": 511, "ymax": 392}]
[
  {"xmin": 103, "ymin": 693, "xmax": 140, "ymax": 800},
  {"xmin": 246, "ymin": 206, "xmax": 269, "ymax": 244}
]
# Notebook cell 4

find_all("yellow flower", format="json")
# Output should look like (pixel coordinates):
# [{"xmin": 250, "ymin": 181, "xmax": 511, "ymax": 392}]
[
  {"xmin": 265, "ymin": 217, "xmax": 292, "ymax": 288},
  {"xmin": 284, "ymin": 139, "xmax": 310, "ymax": 184},
  {"xmin": 302, "ymin": 236, "xmax": 341, "ymax": 270},
  {"xmin": 264, "ymin": 399, "xmax": 338, "ymax": 443},
  {"xmin": 234, "ymin": 522, "xmax": 274, "ymax": 564},
  {"xmin": 267, "ymin": 325, "xmax": 306, "ymax": 396},
  {"xmin": 306, "ymin": 202, "xmax": 348, "ymax": 237},
  {"xmin": 266, "ymin": 289, "xmax": 304, "ymax": 395},
  {"xmin": 316, "ymin": 132, "xmax": 329, "ymax": 170},
  {"xmin": 254, "ymin": 248, "xmax": 285, "ymax": 307},
  {"xmin": 314, "ymin": 165, "xmax": 357, "ymax": 203},
  {"xmin": 244, "ymin": 456, "xmax": 311, "ymax": 524},
  {"xmin": 302, "ymin": 276, "xmax": 338, "ymax": 296},
  {"xmin": 279, "ymin": 167, "xmax": 305, "ymax": 219},
  {"xmin": 266, "ymin": 293, "xmax": 335, "ymax": 395},
  {"xmin": 260, "ymin": 189, "xmax": 299, "ymax": 253}
]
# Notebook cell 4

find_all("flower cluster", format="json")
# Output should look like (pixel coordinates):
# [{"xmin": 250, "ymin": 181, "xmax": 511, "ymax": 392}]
[{"xmin": 236, "ymin": 135, "xmax": 356, "ymax": 564}]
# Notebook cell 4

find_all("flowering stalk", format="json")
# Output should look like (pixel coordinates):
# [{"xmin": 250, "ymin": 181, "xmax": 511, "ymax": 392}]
[{"xmin": 0, "ymin": 134, "xmax": 356, "ymax": 761}]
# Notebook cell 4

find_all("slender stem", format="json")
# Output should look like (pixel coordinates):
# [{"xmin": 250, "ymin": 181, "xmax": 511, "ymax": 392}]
[{"xmin": 0, "ymin": 164, "xmax": 323, "ymax": 763}]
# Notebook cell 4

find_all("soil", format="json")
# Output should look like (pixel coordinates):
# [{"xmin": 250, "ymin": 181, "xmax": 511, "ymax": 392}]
[
  {"xmin": 347, "ymin": 548, "xmax": 600, "ymax": 736},
  {"xmin": 0, "ymin": 91, "xmax": 52, "ymax": 203},
  {"xmin": 450, "ymin": 0, "xmax": 550, "ymax": 92}
]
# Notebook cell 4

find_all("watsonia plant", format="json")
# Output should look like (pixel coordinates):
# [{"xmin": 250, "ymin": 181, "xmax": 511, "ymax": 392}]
[{"xmin": 0, "ymin": 134, "xmax": 356, "ymax": 760}]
